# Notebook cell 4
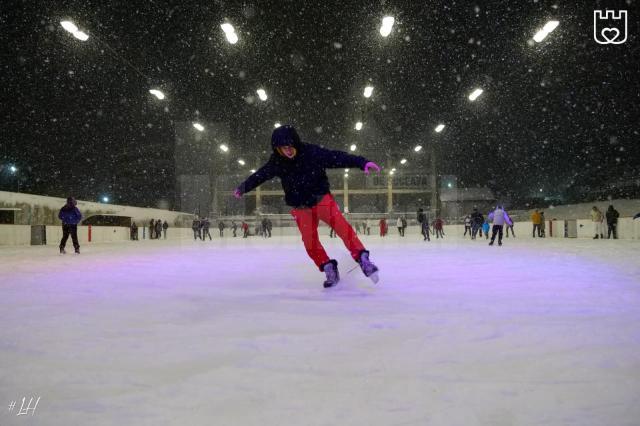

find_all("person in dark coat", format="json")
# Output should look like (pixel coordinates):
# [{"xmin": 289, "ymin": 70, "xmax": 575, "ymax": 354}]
[
  {"xmin": 149, "ymin": 219, "xmax": 155, "ymax": 239},
  {"xmin": 470, "ymin": 208, "xmax": 484, "ymax": 240},
  {"xmin": 606, "ymin": 205, "xmax": 620, "ymax": 239},
  {"xmin": 218, "ymin": 220, "xmax": 225, "ymax": 237},
  {"xmin": 202, "ymin": 217, "xmax": 212, "ymax": 240},
  {"xmin": 266, "ymin": 218, "xmax": 273, "ymax": 238},
  {"xmin": 417, "ymin": 208, "xmax": 430, "ymax": 241},
  {"xmin": 192, "ymin": 217, "xmax": 200, "ymax": 240},
  {"xmin": 130, "ymin": 221, "xmax": 138, "ymax": 240},
  {"xmin": 155, "ymin": 219, "xmax": 162, "ymax": 240},
  {"xmin": 162, "ymin": 220, "xmax": 169, "ymax": 239},
  {"xmin": 58, "ymin": 196, "xmax": 82, "ymax": 254},
  {"xmin": 231, "ymin": 220, "xmax": 238, "ymax": 237},
  {"xmin": 234, "ymin": 125, "xmax": 381, "ymax": 287}
]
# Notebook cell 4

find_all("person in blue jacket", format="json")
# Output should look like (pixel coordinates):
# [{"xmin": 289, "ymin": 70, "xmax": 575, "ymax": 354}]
[
  {"xmin": 234, "ymin": 125, "xmax": 381, "ymax": 288},
  {"xmin": 58, "ymin": 196, "xmax": 82, "ymax": 254}
]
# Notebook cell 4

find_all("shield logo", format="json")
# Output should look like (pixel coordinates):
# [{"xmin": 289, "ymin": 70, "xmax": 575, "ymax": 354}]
[{"xmin": 594, "ymin": 10, "xmax": 628, "ymax": 44}]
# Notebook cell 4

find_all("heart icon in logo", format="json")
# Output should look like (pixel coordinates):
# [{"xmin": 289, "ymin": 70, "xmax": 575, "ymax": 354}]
[{"xmin": 601, "ymin": 27, "xmax": 620, "ymax": 42}]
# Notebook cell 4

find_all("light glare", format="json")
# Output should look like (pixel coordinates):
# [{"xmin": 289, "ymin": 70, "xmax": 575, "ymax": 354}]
[
  {"xmin": 257, "ymin": 88, "xmax": 267, "ymax": 101},
  {"xmin": 350, "ymin": 144, "xmax": 357, "ymax": 151},
  {"xmin": 468, "ymin": 88, "xmax": 483, "ymax": 101},
  {"xmin": 380, "ymin": 16, "xmax": 395, "ymax": 37},
  {"xmin": 238, "ymin": 159, "xmax": 245, "ymax": 166},
  {"xmin": 73, "ymin": 31, "xmax": 89, "ymax": 41},
  {"xmin": 435, "ymin": 124, "xmax": 445, "ymax": 133},
  {"xmin": 219, "ymin": 144, "xmax": 229, "ymax": 152},
  {"xmin": 400, "ymin": 158, "xmax": 407, "ymax": 164},
  {"xmin": 60, "ymin": 21, "xmax": 78, "ymax": 33},
  {"xmin": 363, "ymin": 86, "xmax": 374, "ymax": 98},
  {"xmin": 355, "ymin": 121, "xmax": 363, "ymax": 130},
  {"xmin": 193, "ymin": 123, "xmax": 204, "ymax": 131},
  {"xmin": 414, "ymin": 145, "xmax": 422, "ymax": 152},
  {"xmin": 149, "ymin": 89, "xmax": 165, "ymax": 100}
]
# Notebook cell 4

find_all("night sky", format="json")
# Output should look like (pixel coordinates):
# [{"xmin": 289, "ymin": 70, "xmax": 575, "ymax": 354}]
[{"xmin": 1, "ymin": 0, "xmax": 638, "ymax": 209}]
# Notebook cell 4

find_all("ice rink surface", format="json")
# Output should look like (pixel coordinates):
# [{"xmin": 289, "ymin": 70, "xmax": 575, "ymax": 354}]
[{"xmin": 1, "ymin": 233, "xmax": 639, "ymax": 426}]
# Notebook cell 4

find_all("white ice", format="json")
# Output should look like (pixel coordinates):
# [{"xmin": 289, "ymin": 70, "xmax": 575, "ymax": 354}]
[{"xmin": 1, "ymin": 234, "xmax": 640, "ymax": 426}]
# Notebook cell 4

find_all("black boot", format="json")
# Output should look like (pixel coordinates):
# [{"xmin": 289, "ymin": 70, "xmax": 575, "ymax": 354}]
[
  {"xmin": 358, "ymin": 250, "xmax": 379, "ymax": 283},
  {"xmin": 322, "ymin": 259, "xmax": 340, "ymax": 288},
  {"xmin": 60, "ymin": 247, "xmax": 66, "ymax": 254}
]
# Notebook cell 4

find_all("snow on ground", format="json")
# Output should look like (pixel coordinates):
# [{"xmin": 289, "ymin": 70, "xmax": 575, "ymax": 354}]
[{"xmin": 1, "ymin": 234, "xmax": 639, "ymax": 426}]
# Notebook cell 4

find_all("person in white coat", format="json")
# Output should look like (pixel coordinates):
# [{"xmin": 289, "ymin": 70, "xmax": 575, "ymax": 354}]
[
  {"xmin": 396, "ymin": 217, "xmax": 403, "ymax": 236},
  {"xmin": 487, "ymin": 205, "xmax": 513, "ymax": 246},
  {"xmin": 590, "ymin": 206, "xmax": 604, "ymax": 239}
]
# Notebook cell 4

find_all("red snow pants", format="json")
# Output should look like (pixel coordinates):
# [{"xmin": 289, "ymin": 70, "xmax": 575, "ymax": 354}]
[{"xmin": 291, "ymin": 194, "xmax": 365, "ymax": 271}]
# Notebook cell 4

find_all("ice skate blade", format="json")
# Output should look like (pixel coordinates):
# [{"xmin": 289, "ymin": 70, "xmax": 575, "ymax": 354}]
[{"xmin": 369, "ymin": 272, "xmax": 379, "ymax": 284}]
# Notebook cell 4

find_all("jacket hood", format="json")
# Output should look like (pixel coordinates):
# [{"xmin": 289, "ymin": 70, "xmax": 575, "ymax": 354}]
[{"xmin": 271, "ymin": 125, "xmax": 301, "ymax": 152}]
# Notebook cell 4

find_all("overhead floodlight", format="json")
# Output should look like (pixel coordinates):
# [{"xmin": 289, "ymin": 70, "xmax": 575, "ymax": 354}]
[
  {"xmin": 221, "ymin": 23, "xmax": 235, "ymax": 34},
  {"xmin": 9, "ymin": 165, "xmax": 18, "ymax": 173},
  {"xmin": 256, "ymin": 88, "xmax": 267, "ymax": 101},
  {"xmin": 435, "ymin": 124, "xmax": 445, "ymax": 133},
  {"xmin": 101, "ymin": 196, "xmax": 109, "ymax": 203},
  {"xmin": 274, "ymin": 122, "xmax": 281, "ymax": 128},
  {"xmin": 73, "ymin": 31, "xmax": 89, "ymax": 41},
  {"xmin": 350, "ymin": 144, "xmax": 356, "ymax": 151},
  {"xmin": 60, "ymin": 20, "xmax": 79, "ymax": 34},
  {"xmin": 250, "ymin": 169, "xmax": 256, "ymax": 173},
  {"xmin": 414, "ymin": 145, "xmax": 422, "ymax": 152},
  {"xmin": 193, "ymin": 123, "xmax": 204, "ymax": 131},
  {"xmin": 344, "ymin": 173, "xmax": 349, "ymax": 178},
  {"xmin": 226, "ymin": 32, "xmax": 238, "ymax": 44},
  {"xmin": 533, "ymin": 20, "xmax": 560, "ymax": 43},
  {"xmin": 355, "ymin": 121, "xmax": 363, "ymax": 130},
  {"xmin": 363, "ymin": 86, "xmax": 374, "ymax": 98},
  {"xmin": 468, "ymin": 88, "xmax": 483, "ymax": 101},
  {"xmin": 238, "ymin": 159, "xmax": 245, "ymax": 166},
  {"xmin": 149, "ymin": 89, "xmax": 165, "ymax": 100},
  {"xmin": 391, "ymin": 168, "xmax": 396, "ymax": 172},
  {"xmin": 219, "ymin": 144, "xmax": 229, "ymax": 152},
  {"xmin": 345, "ymin": 169, "xmax": 350, "ymax": 172},
  {"xmin": 221, "ymin": 23, "xmax": 239, "ymax": 44},
  {"xmin": 380, "ymin": 16, "xmax": 395, "ymax": 37},
  {"xmin": 400, "ymin": 158, "xmax": 407, "ymax": 164},
  {"xmin": 390, "ymin": 170, "xmax": 395, "ymax": 175}
]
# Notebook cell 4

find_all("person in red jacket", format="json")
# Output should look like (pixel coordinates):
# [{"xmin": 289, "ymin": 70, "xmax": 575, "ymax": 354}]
[
  {"xmin": 379, "ymin": 218, "xmax": 388, "ymax": 237},
  {"xmin": 234, "ymin": 125, "xmax": 381, "ymax": 287}
]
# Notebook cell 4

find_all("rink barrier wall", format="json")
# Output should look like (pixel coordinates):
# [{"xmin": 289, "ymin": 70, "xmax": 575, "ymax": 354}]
[{"xmin": 0, "ymin": 219, "xmax": 639, "ymax": 246}]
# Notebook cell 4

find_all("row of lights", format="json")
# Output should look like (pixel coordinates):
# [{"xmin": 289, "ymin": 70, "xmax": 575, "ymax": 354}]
[{"xmin": 58, "ymin": 14, "xmax": 560, "ymax": 175}]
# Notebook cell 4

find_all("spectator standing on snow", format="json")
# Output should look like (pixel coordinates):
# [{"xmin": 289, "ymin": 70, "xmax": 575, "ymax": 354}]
[
  {"xmin": 531, "ymin": 209, "xmax": 542, "ymax": 238},
  {"xmin": 149, "ymin": 219, "xmax": 156, "ymax": 239},
  {"xmin": 191, "ymin": 217, "xmax": 200, "ymax": 240},
  {"xmin": 266, "ymin": 218, "xmax": 273, "ymax": 237},
  {"xmin": 590, "ymin": 206, "xmax": 605, "ymax": 239},
  {"xmin": 202, "ymin": 217, "xmax": 212, "ymax": 240},
  {"xmin": 218, "ymin": 220, "xmax": 225, "ymax": 237},
  {"xmin": 58, "ymin": 196, "xmax": 82, "ymax": 254},
  {"xmin": 470, "ymin": 208, "xmax": 484, "ymax": 240},
  {"xmin": 539, "ymin": 212, "xmax": 546, "ymax": 238},
  {"xmin": 417, "ymin": 208, "xmax": 430, "ymax": 241},
  {"xmin": 433, "ymin": 217, "xmax": 445, "ymax": 239},
  {"xmin": 130, "ymin": 221, "xmax": 138, "ymax": 240},
  {"xmin": 155, "ymin": 219, "xmax": 162, "ymax": 240},
  {"xmin": 606, "ymin": 205, "xmax": 619, "ymax": 239},
  {"xmin": 162, "ymin": 220, "xmax": 168, "ymax": 239},
  {"xmin": 463, "ymin": 215, "xmax": 472, "ymax": 238},
  {"xmin": 231, "ymin": 220, "xmax": 238, "ymax": 237},
  {"xmin": 488, "ymin": 205, "xmax": 513, "ymax": 246}
]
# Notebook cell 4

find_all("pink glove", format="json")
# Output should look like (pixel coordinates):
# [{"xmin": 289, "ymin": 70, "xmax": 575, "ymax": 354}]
[
  {"xmin": 233, "ymin": 189, "xmax": 242, "ymax": 199},
  {"xmin": 364, "ymin": 161, "xmax": 381, "ymax": 175}
]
